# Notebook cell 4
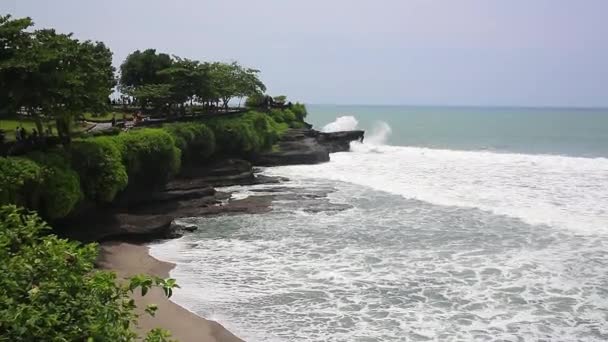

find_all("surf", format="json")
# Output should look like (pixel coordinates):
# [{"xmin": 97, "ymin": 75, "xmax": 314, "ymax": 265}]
[{"xmin": 268, "ymin": 116, "xmax": 608, "ymax": 233}]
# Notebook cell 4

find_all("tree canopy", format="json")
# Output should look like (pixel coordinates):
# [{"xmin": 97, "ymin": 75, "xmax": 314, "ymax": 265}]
[
  {"xmin": 0, "ymin": 15, "xmax": 115, "ymax": 141},
  {"xmin": 119, "ymin": 50, "xmax": 266, "ymax": 113}
]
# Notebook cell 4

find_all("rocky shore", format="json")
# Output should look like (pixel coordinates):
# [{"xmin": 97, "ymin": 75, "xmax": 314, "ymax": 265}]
[
  {"xmin": 58, "ymin": 128, "xmax": 364, "ymax": 242},
  {"xmin": 61, "ymin": 127, "xmax": 363, "ymax": 342}
]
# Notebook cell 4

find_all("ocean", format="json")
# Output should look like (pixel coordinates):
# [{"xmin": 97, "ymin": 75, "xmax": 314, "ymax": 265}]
[{"xmin": 150, "ymin": 105, "xmax": 608, "ymax": 341}]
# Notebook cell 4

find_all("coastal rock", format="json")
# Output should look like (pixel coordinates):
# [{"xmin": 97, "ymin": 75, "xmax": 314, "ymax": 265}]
[
  {"xmin": 253, "ymin": 128, "xmax": 364, "ymax": 166},
  {"xmin": 170, "ymin": 221, "xmax": 199, "ymax": 234},
  {"xmin": 318, "ymin": 130, "xmax": 365, "ymax": 153},
  {"xmin": 177, "ymin": 159, "xmax": 255, "ymax": 186}
]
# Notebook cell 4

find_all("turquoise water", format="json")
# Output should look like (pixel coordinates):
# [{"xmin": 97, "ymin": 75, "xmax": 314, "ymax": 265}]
[{"xmin": 307, "ymin": 105, "xmax": 608, "ymax": 157}]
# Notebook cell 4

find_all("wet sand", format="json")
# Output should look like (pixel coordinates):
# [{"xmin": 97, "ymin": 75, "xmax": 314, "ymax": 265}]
[{"xmin": 98, "ymin": 242, "xmax": 243, "ymax": 342}]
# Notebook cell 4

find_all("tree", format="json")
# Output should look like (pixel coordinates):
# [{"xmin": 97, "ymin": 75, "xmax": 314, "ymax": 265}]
[
  {"xmin": 158, "ymin": 57, "xmax": 210, "ymax": 115},
  {"xmin": 126, "ymin": 84, "xmax": 173, "ymax": 114},
  {"xmin": 120, "ymin": 49, "xmax": 172, "ymax": 110},
  {"xmin": 32, "ymin": 30, "xmax": 116, "ymax": 142},
  {"xmin": 209, "ymin": 62, "xmax": 266, "ymax": 110},
  {"xmin": 209, "ymin": 62, "xmax": 238, "ymax": 111},
  {"xmin": 0, "ymin": 205, "xmax": 177, "ymax": 341},
  {"xmin": 0, "ymin": 16, "xmax": 115, "ymax": 142},
  {"xmin": 120, "ymin": 49, "xmax": 172, "ymax": 88},
  {"xmin": 235, "ymin": 66, "xmax": 266, "ymax": 107},
  {"xmin": 0, "ymin": 15, "xmax": 35, "ymax": 118}
]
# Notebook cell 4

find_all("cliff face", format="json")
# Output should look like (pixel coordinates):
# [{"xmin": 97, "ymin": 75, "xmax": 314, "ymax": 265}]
[
  {"xmin": 253, "ymin": 128, "xmax": 365, "ymax": 166},
  {"xmin": 58, "ymin": 128, "xmax": 365, "ymax": 243}
]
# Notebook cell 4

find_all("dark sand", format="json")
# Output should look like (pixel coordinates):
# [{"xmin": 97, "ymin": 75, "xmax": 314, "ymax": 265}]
[{"xmin": 98, "ymin": 242, "xmax": 244, "ymax": 342}]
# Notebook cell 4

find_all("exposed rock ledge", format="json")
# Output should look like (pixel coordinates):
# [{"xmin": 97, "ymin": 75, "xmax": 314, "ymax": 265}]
[
  {"xmin": 57, "ymin": 128, "xmax": 364, "ymax": 243},
  {"xmin": 253, "ymin": 128, "xmax": 364, "ymax": 166}
]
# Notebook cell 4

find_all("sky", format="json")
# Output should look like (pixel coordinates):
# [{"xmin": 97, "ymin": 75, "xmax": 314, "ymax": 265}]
[{"xmin": 2, "ymin": 0, "xmax": 607, "ymax": 107}]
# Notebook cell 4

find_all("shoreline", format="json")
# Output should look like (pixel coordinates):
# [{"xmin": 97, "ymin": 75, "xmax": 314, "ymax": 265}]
[
  {"xmin": 97, "ymin": 241, "xmax": 244, "ymax": 342},
  {"xmin": 87, "ymin": 128, "xmax": 366, "ymax": 341}
]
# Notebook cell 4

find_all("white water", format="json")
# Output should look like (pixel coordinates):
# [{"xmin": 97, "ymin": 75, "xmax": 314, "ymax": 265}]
[
  {"xmin": 151, "ymin": 117, "xmax": 608, "ymax": 341},
  {"xmin": 296, "ymin": 117, "xmax": 608, "ymax": 233},
  {"xmin": 268, "ymin": 145, "xmax": 608, "ymax": 234},
  {"xmin": 322, "ymin": 115, "xmax": 359, "ymax": 132}
]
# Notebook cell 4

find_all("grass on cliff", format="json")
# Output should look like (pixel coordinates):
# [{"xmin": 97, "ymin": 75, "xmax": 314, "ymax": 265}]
[{"xmin": 0, "ymin": 118, "xmax": 92, "ymax": 141}]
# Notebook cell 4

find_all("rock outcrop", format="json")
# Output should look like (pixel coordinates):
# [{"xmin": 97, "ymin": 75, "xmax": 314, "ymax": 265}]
[
  {"xmin": 57, "ymin": 159, "xmax": 277, "ymax": 242},
  {"xmin": 253, "ymin": 128, "xmax": 364, "ymax": 166},
  {"xmin": 58, "ymin": 128, "xmax": 365, "ymax": 243}
]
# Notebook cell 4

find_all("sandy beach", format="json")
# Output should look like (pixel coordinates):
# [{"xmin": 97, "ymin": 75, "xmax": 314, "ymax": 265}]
[{"xmin": 97, "ymin": 242, "xmax": 243, "ymax": 342}]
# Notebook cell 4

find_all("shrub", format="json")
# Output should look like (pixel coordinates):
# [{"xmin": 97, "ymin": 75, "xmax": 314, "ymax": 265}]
[
  {"xmin": 206, "ymin": 111, "xmax": 286, "ymax": 156},
  {"xmin": 116, "ymin": 129, "xmax": 181, "ymax": 189},
  {"xmin": 27, "ymin": 150, "xmax": 83, "ymax": 220},
  {"xmin": 70, "ymin": 136, "xmax": 128, "ymax": 203},
  {"xmin": 163, "ymin": 122, "xmax": 215, "ymax": 164},
  {"xmin": 269, "ymin": 108, "xmax": 295, "ymax": 124},
  {"xmin": 0, "ymin": 157, "xmax": 44, "ymax": 210},
  {"xmin": 0, "ymin": 205, "xmax": 177, "ymax": 341},
  {"xmin": 291, "ymin": 102, "xmax": 308, "ymax": 121}
]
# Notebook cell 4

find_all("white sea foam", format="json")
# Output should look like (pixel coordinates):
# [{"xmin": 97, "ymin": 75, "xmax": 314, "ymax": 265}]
[
  {"xmin": 322, "ymin": 115, "xmax": 359, "ymax": 132},
  {"xmin": 267, "ymin": 120, "xmax": 608, "ymax": 234},
  {"xmin": 150, "ymin": 117, "xmax": 608, "ymax": 341}
]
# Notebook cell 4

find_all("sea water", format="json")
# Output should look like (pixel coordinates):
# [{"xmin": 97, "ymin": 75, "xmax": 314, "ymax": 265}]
[{"xmin": 150, "ymin": 105, "xmax": 608, "ymax": 341}]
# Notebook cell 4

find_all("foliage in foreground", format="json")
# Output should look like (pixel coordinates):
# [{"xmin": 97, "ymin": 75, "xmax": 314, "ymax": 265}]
[{"xmin": 0, "ymin": 205, "xmax": 178, "ymax": 341}]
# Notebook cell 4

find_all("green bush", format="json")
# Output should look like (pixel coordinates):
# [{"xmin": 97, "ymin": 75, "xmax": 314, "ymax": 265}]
[
  {"xmin": 291, "ymin": 102, "xmax": 308, "ymax": 121},
  {"xmin": 163, "ymin": 122, "xmax": 215, "ymax": 164},
  {"xmin": 0, "ymin": 157, "xmax": 44, "ymax": 210},
  {"xmin": 116, "ymin": 128, "xmax": 181, "ymax": 189},
  {"xmin": 268, "ymin": 108, "xmax": 307, "ymax": 128},
  {"xmin": 207, "ymin": 111, "xmax": 286, "ymax": 156},
  {"xmin": 269, "ymin": 108, "xmax": 295, "ymax": 124},
  {"xmin": 0, "ymin": 205, "xmax": 177, "ymax": 341},
  {"xmin": 27, "ymin": 151, "xmax": 83, "ymax": 220},
  {"xmin": 70, "ymin": 136, "xmax": 128, "ymax": 203}
]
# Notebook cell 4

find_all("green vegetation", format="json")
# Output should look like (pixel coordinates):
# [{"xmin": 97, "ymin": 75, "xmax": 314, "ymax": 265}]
[
  {"xmin": 116, "ymin": 129, "xmax": 181, "ymax": 190},
  {"xmin": 0, "ymin": 107, "xmax": 302, "ymax": 214},
  {"xmin": 207, "ymin": 111, "xmax": 288, "ymax": 156},
  {"xmin": 0, "ymin": 157, "xmax": 43, "ymax": 209},
  {"xmin": 120, "ymin": 50, "xmax": 266, "ymax": 113},
  {"xmin": 163, "ymin": 122, "xmax": 215, "ymax": 164},
  {"xmin": 0, "ymin": 118, "xmax": 93, "ymax": 141},
  {"xmin": 70, "ymin": 136, "xmax": 129, "ymax": 203},
  {"xmin": 0, "ymin": 205, "xmax": 177, "ymax": 341},
  {"xmin": 0, "ymin": 15, "xmax": 114, "ymax": 143},
  {"xmin": 27, "ymin": 150, "xmax": 83, "ymax": 220}
]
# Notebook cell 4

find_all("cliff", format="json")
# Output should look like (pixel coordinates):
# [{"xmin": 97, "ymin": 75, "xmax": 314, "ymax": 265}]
[{"xmin": 253, "ymin": 128, "xmax": 365, "ymax": 166}]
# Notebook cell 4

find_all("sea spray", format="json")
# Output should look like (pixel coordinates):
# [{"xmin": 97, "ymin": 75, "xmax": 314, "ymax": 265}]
[
  {"xmin": 322, "ymin": 116, "xmax": 359, "ymax": 132},
  {"xmin": 349, "ymin": 120, "xmax": 392, "ymax": 153}
]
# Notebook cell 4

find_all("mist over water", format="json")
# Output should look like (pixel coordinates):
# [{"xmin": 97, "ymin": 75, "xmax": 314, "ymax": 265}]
[{"xmin": 151, "ymin": 107, "xmax": 608, "ymax": 341}]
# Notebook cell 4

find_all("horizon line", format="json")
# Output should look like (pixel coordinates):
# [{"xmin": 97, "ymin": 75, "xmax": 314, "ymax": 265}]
[{"xmin": 304, "ymin": 103, "xmax": 608, "ymax": 110}]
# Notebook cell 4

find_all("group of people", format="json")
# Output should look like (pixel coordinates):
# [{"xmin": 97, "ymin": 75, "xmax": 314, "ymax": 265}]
[{"xmin": 13, "ymin": 126, "xmax": 50, "ymax": 144}]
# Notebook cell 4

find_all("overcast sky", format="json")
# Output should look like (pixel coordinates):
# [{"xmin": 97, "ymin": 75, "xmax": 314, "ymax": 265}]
[{"xmin": 3, "ymin": 0, "xmax": 607, "ymax": 107}]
